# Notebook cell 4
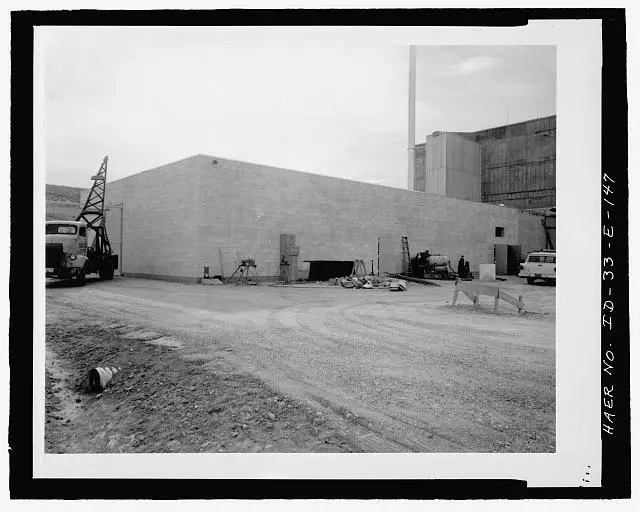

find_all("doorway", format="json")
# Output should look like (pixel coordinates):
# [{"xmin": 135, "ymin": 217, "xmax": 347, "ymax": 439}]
[
  {"xmin": 307, "ymin": 261, "xmax": 355, "ymax": 281},
  {"xmin": 494, "ymin": 244, "xmax": 508, "ymax": 275},
  {"xmin": 507, "ymin": 245, "xmax": 522, "ymax": 275},
  {"xmin": 494, "ymin": 244, "xmax": 522, "ymax": 275}
]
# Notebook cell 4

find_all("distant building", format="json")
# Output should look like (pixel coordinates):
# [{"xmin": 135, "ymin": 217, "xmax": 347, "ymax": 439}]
[
  {"xmin": 414, "ymin": 131, "xmax": 482, "ymax": 202},
  {"xmin": 413, "ymin": 115, "xmax": 556, "ymax": 210}
]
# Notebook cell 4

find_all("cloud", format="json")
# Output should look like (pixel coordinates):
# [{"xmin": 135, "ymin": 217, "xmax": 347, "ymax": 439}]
[{"xmin": 449, "ymin": 56, "xmax": 501, "ymax": 75}]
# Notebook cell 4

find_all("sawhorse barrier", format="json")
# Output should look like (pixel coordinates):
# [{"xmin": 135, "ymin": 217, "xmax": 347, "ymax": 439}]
[{"xmin": 452, "ymin": 280, "xmax": 525, "ymax": 313}]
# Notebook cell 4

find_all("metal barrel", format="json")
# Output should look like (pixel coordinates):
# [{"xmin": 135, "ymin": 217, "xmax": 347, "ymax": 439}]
[{"xmin": 86, "ymin": 366, "xmax": 121, "ymax": 392}]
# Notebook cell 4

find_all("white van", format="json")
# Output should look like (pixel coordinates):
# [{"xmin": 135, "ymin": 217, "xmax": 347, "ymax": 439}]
[{"xmin": 518, "ymin": 250, "xmax": 556, "ymax": 285}]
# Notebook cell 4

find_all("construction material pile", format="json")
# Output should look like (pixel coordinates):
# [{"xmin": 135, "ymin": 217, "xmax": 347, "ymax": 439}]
[
  {"xmin": 328, "ymin": 275, "xmax": 406, "ymax": 291},
  {"xmin": 383, "ymin": 272, "xmax": 441, "ymax": 287}
]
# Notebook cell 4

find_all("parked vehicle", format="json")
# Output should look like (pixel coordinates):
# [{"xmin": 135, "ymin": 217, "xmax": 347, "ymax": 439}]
[
  {"xmin": 45, "ymin": 220, "xmax": 115, "ymax": 285},
  {"xmin": 45, "ymin": 156, "xmax": 117, "ymax": 285},
  {"xmin": 518, "ymin": 250, "xmax": 556, "ymax": 285}
]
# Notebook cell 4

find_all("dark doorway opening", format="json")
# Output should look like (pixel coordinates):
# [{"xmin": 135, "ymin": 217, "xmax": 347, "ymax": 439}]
[
  {"xmin": 307, "ymin": 261, "xmax": 355, "ymax": 281},
  {"xmin": 507, "ymin": 245, "xmax": 522, "ymax": 275},
  {"xmin": 494, "ymin": 244, "xmax": 508, "ymax": 275}
]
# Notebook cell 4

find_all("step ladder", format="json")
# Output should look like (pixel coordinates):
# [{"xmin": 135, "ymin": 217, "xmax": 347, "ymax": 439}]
[
  {"xmin": 279, "ymin": 256, "xmax": 291, "ymax": 284},
  {"xmin": 401, "ymin": 236, "xmax": 413, "ymax": 276},
  {"xmin": 541, "ymin": 217, "xmax": 555, "ymax": 250},
  {"xmin": 351, "ymin": 259, "xmax": 367, "ymax": 277}
]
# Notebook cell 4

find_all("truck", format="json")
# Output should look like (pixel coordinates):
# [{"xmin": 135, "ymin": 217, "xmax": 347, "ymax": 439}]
[{"xmin": 45, "ymin": 156, "xmax": 117, "ymax": 285}]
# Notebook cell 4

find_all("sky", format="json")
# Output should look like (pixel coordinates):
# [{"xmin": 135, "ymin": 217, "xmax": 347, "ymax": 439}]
[{"xmin": 40, "ymin": 27, "xmax": 556, "ymax": 189}]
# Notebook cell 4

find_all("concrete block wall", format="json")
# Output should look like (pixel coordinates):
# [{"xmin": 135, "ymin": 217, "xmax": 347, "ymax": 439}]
[
  {"xmin": 105, "ymin": 154, "xmax": 548, "ymax": 280},
  {"xmin": 104, "ymin": 156, "xmax": 206, "ymax": 280},
  {"xmin": 198, "ymin": 156, "xmax": 543, "ymax": 277}
]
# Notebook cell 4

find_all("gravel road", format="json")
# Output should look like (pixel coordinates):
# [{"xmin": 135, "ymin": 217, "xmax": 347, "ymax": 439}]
[{"xmin": 45, "ymin": 276, "xmax": 555, "ymax": 453}]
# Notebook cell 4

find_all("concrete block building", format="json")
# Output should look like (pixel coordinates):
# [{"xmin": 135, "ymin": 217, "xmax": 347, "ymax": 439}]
[{"xmin": 103, "ymin": 154, "xmax": 548, "ymax": 282}]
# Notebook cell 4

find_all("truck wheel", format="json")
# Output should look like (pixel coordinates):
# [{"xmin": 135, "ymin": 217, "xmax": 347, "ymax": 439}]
[
  {"xmin": 76, "ymin": 267, "xmax": 86, "ymax": 286},
  {"xmin": 99, "ymin": 260, "xmax": 114, "ymax": 280},
  {"xmin": 526, "ymin": 277, "xmax": 535, "ymax": 285}
]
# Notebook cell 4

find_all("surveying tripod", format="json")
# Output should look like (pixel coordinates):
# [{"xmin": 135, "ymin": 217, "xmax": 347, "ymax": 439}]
[{"xmin": 229, "ymin": 258, "xmax": 258, "ymax": 285}]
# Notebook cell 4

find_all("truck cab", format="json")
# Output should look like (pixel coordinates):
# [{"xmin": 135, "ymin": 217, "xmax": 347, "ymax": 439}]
[
  {"xmin": 47, "ymin": 156, "xmax": 117, "ymax": 286},
  {"xmin": 518, "ymin": 249, "xmax": 556, "ymax": 285},
  {"xmin": 46, "ymin": 219, "xmax": 115, "ymax": 285},
  {"xmin": 46, "ymin": 221, "xmax": 90, "ymax": 284}
]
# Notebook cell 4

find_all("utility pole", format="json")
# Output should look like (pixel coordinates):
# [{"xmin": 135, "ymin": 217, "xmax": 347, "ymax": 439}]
[
  {"xmin": 105, "ymin": 203, "xmax": 124, "ymax": 275},
  {"xmin": 408, "ymin": 45, "xmax": 417, "ymax": 191}
]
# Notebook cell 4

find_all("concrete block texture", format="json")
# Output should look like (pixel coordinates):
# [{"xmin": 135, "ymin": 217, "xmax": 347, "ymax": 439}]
[
  {"xmin": 104, "ymin": 154, "xmax": 549, "ymax": 280},
  {"xmin": 104, "ymin": 156, "xmax": 206, "ymax": 279}
]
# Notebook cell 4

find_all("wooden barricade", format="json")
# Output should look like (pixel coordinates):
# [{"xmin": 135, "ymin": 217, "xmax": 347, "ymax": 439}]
[{"xmin": 452, "ymin": 280, "xmax": 524, "ymax": 313}]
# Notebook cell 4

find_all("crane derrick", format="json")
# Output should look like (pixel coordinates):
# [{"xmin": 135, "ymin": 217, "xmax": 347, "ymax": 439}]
[{"xmin": 76, "ymin": 156, "xmax": 113, "ymax": 257}]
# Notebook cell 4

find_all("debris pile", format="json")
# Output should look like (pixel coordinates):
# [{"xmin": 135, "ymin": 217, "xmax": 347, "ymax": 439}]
[
  {"xmin": 388, "ymin": 278, "xmax": 408, "ymax": 292},
  {"xmin": 328, "ymin": 275, "xmax": 405, "ymax": 291}
]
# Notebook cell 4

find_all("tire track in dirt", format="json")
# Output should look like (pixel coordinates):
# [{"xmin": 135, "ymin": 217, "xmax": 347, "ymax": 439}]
[
  {"xmin": 282, "ymin": 304, "xmax": 553, "ymax": 452},
  {"xmin": 198, "ymin": 301, "xmax": 550, "ymax": 452},
  {"xmin": 47, "ymin": 295, "xmax": 456, "ymax": 452},
  {"xmin": 46, "ymin": 279, "xmax": 555, "ymax": 453}
]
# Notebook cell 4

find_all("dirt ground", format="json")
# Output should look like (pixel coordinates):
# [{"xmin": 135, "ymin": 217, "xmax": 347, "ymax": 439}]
[{"xmin": 45, "ymin": 275, "xmax": 555, "ymax": 453}]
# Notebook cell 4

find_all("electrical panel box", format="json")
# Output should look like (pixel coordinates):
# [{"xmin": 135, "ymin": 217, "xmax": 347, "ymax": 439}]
[{"xmin": 280, "ymin": 233, "xmax": 299, "ymax": 280}]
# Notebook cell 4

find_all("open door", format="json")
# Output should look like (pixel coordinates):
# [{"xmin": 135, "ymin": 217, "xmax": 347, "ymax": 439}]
[
  {"xmin": 494, "ymin": 244, "xmax": 508, "ymax": 276},
  {"xmin": 507, "ymin": 245, "xmax": 522, "ymax": 275}
]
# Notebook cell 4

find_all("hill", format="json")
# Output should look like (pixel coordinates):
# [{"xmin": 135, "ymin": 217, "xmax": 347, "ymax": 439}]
[
  {"xmin": 46, "ymin": 184, "xmax": 84, "ymax": 220},
  {"xmin": 46, "ymin": 184, "xmax": 83, "ymax": 204}
]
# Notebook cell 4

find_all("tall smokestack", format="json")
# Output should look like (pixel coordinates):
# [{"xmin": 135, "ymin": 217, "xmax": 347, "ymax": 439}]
[{"xmin": 408, "ymin": 45, "xmax": 417, "ymax": 190}]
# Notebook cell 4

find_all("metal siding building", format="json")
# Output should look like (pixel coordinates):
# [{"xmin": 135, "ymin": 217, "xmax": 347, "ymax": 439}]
[
  {"xmin": 413, "ymin": 144, "xmax": 426, "ymax": 193},
  {"xmin": 443, "ymin": 133, "xmax": 482, "ymax": 202},
  {"xmin": 473, "ymin": 116, "xmax": 556, "ymax": 209},
  {"xmin": 422, "ymin": 132, "xmax": 481, "ymax": 202},
  {"xmin": 413, "ymin": 115, "xmax": 556, "ymax": 210},
  {"xmin": 424, "ymin": 134, "xmax": 446, "ymax": 196}
]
